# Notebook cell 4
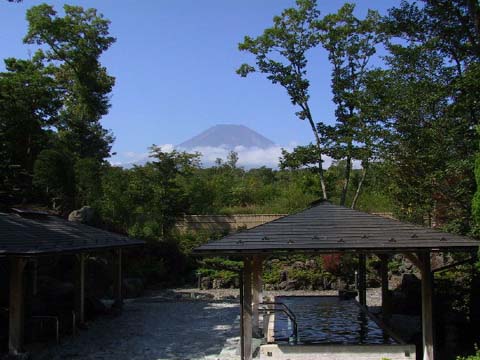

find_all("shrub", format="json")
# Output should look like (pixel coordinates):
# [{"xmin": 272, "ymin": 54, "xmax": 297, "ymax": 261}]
[{"xmin": 457, "ymin": 346, "xmax": 480, "ymax": 360}]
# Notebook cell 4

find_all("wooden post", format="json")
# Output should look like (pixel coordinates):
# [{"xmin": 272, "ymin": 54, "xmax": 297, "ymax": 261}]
[
  {"xmin": 9, "ymin": 257, "xmax": 27, "ymax": 355},
  {"xmin": 358, "ymin": 254, "xmax": 367, "ymax": 306},
  {"xmin": 239, "ymin": 269, "xmax": 244, "ymax": 360},
  {"xmin": 470, "ymin": 253, "xmax": 480, "ymax": 326},
  {"xmin": 113, "ymin": 249, "xmax": 123, "ymax": 308},
  {"xmin": 252, "ymin": 256, "xmax": 263, "ymax": 336},
  {"xmin": 74, "ymin": 253, "xmax": 86, "ymax": 325},
  {"xmin": 379, "ymin": 254, "xmax": 391, "ymax": 321},
  {"xmin": 242, "ymin": 257, "xmax": 253, "ymax": 360},
  {"xmin": 419, "ymin": 252, "xmax": 434, "ymax": 360}
]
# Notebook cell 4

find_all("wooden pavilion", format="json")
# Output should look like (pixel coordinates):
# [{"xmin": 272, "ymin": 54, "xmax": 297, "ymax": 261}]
[
  {"xmin": 194, "ymin": 200, "xmax": 479, "ymax": 360},
  {"xmin": 0, "ymin": 209, "xmax": 144, "ymax": 356}
]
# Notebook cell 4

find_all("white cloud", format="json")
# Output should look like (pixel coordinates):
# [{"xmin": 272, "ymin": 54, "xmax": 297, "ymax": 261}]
[
  {"xmin": 109, "ymin": 144, "xmax": 339, "ymax": 169},
  {"xmin": 187, "ymin": 145, "xmax": 285, "ymax": 168}
]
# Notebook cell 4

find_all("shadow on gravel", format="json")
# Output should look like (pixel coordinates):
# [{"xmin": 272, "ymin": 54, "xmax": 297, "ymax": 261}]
[{"xmin": 37, "ymin": 300, "xmax": 240, "ymax": 360}]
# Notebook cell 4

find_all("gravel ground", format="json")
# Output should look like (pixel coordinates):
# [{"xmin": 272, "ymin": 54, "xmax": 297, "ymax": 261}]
[
  {"xmin": 37, "ymin": 299, "xmax": 241, "ymax": 360},
  {"xmin": 36, "ymin": 288, "xmax": 382, "ymax": 360}
]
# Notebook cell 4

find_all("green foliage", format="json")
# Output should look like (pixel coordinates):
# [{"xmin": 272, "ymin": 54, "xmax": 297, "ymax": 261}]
[
  {"xmin": 237, "ymin": 0, "xmax": 327, "ymax": 199},
  {"xmin": 0, "ymin": 57, "xmax": 60, "ymax": 204},
  {"xmin": 127, "ymin": 240, "xmax": 187, "ymax": 286},
  {"xmin": 24, "ymin": 4, "xmax": 116, "ymax": 160},
  {"xmin": 33, "ymin": 149, "xmax": 75, "ymax": 211},
  {"xmin": 317, "ymin": 3, "xmax": 383, "ymax": 207},
  {"xmin": 380, "ymin": 0, "xmax": 480, "ymax": 232},
  {"xmin": 75, "ymin": 158, "xmax": 103, "ymax": 207},
  {"xmin": 457, "ymin": 346, "xmax": 480, "ymax": 360},
  {"xmin": 472, "ymin": 126, "xmax": 480, "ymax": 235},
  {"xmin": 0, "ymin": 4, "xmax": 115, "ymax": 211}
]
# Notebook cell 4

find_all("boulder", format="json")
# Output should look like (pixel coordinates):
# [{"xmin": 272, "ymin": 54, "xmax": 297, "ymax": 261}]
[
  {"xmin": 212, "ymin": 278, "xmax": 226, "ymax": 289},
  {"xmin": 339, "ymin": 290, "xmax": 358, "ymax": 300},
  {"xmin": 68, "ymin": 206, "xmax": 95, "ymax": 224},
  {"xmin": 292, "ymin": 261, "xmax": 305, "ymax": 270},
  {"xmin": 200, "ymin": 276, "xmax": 212, "ymax": 290},
  {"xmin": 367, "ymin": 275, "xmax": 381, "ymax": 288},
  {"xmin": 278, "ymin": 279, "xmax": 297, "ymax": 291}
]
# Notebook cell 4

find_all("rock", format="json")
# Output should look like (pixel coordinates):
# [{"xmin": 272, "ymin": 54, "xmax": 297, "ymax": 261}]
[
  {"xmin": 123, "ymin": 277, "xmax": 145, "ymax": 298},
  {"xmin": 367, "ymin": 275, "xmax": 380, "ymax": 288},
  {"xmin": 212, "ymin": 278, "xmax": 226, "ymax": 289},
  {"xmin": 292, "ymin": 261, "xmax": 305, "ymax": 270},
  {"xmin": 389, "ymin": 274, "xmax": 403, "ymax": 289},
  {"xmin": 200, "ymin": 277, "xmax": 212, "ymax": 290},
  {"xmin": 322, "ymin": 277, "xmax": 332, "ymax": 290},
  {"xmin": 339, "ymin": 290, "xmax": 358, "ymax": 300},
  {"xmin": 68, "ymin": 206, "xmax": 95, "ymax": 224},
  {"xmin": 278, "ymin": 279, "xmax": 297, "ymax": 291},
  {"xmin": 264, "ymin": 284, "xmax": 275, "ymax": 291},
  {"xmin": 336, "ymin": 279, "xmax": 347, "ymax": 291},
  {"xmin": 279, "ymin": 270, "xmax": 288, "ymax": 282}
]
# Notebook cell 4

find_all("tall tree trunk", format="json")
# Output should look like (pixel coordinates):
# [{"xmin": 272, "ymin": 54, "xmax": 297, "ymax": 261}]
[
  {"xmin": 306, "ymin": 112, "xmax": 328, "ymax": 200},
  {"xmin": 340, "ymin": 156, "xmax": 352, "ymax": 206},
  {"xmin": 351, "ymin": 162, "xmax": 368, "ymax": 209}
]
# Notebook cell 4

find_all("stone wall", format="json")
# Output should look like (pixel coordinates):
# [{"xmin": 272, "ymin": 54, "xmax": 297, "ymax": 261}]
[{"xmin": 176, "ymin": 214, "xmax": 286, "ymax": 233}]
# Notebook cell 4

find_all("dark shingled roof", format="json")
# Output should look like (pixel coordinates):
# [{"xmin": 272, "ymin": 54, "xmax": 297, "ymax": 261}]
[
  {"xmin": 194, "ymin": 201, "xmax": 479, "ymax": 255},
  {"xmin": 0, "ymin": 212, "xmax": 144, "ymax": 256}
]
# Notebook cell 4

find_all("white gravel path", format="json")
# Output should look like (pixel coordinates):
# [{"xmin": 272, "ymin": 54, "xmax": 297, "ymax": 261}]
[{"xmin": 37, "ymin": 299, "xmax": 241, "ymax": 360}]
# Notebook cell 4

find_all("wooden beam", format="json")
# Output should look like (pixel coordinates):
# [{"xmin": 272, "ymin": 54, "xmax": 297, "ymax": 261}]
[
  {"xmin": 113, "ymin": 249, "xmax": 123, "ymax": 308},
  {"xmin": 419, "ymin": 252, "xmax": 434, "ymax": 360},
  {"xmin": 242, "ymin": 257, "xmax": 253, "ymax": 360},
  {"xmin": 358, "ymin": 254, "xmax": 367, "ymax": 306},
  {"xmin": 378, "ymin": 254, "xmax": 391, "ymax": 321},
  {"xmin": 74, "ymin": 253, "xmax": 86, "ymax": 325},
  {"xmin": 9, "ymin": 257, "xmax": 27, "ymax": 355},
  {"xmin": 432, "ymin": 257, "xmax": 475, "ymax": 273},
  {"xmin": 252, "ymin": 255, "xmax": 263, "ymax": 336}
]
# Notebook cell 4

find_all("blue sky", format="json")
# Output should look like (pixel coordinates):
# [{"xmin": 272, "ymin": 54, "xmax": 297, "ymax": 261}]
[{"xmin": 0, "ymin": 0, "xmax": 399, "ymax": 167}]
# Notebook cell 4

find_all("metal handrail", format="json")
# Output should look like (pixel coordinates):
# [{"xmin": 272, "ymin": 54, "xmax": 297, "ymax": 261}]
[{"xmin": 259, "ymin": 302, "xmax": 298, "ymax": 344}]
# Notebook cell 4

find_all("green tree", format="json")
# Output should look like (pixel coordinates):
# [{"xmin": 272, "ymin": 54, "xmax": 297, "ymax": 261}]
[
  {"xmin": 316, "ymin": 3, "xmax": 383, "ymax": 208},
  {"xmin": 0, "ymin": 57, "xmax": 60, "ymax": 204},
  {"xmin": 75, "ymin": 157, "xmax": 103, "ymax": 207},
  {"xmin": 24, "ymin": 4, "xmax": 116, "ymax": 161},
  {"xmin": 237, "ymin": 0, "xmax": 328, "ymax": 199},
  {"xmin": 127, "ymin": 147, "xmax": 201, "ymax": 238},
  {"xmin": 380, "ymin": 0, "xmax": 480, "ymax": 230},
  {"xmin": 33, "ymin": 149, "xmax": 75, "ymax": 211}
]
